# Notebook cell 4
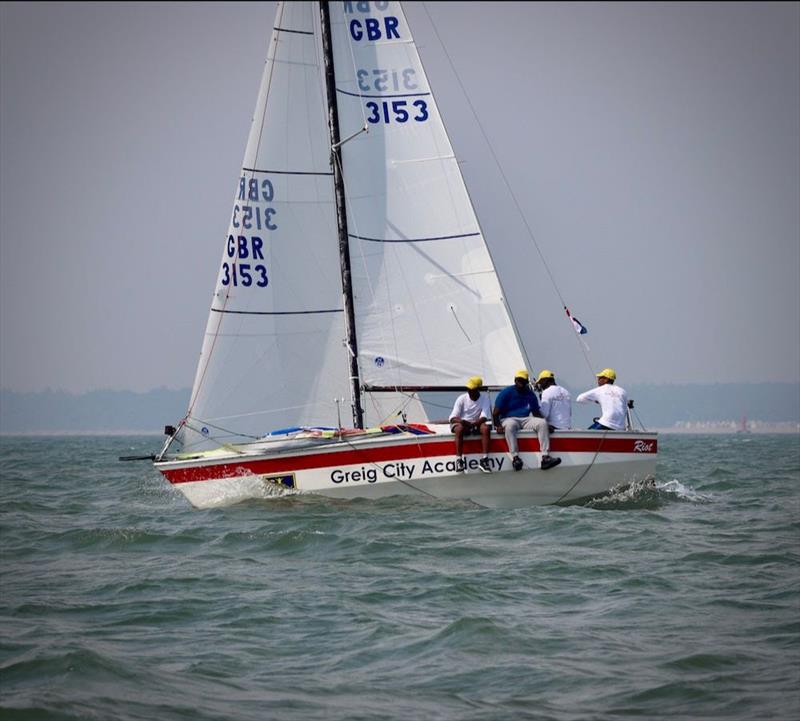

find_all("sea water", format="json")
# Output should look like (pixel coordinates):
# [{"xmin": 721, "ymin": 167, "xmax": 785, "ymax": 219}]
[{"xmin": 1, "ymin": 434, "xmax": 798, "ymax": 721}]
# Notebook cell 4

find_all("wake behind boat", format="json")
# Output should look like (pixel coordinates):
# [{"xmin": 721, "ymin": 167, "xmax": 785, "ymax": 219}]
[{"xmin": 151, "ymin": 1, "xmax": 657, "ymax": 509}]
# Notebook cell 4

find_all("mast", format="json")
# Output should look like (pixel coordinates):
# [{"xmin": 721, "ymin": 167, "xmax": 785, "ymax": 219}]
[{"xmin": 319, "ymin": 0, "xmax": 364, "ymax": 429}]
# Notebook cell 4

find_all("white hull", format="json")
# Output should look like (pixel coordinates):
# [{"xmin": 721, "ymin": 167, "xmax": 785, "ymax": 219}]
[{"xmin": 156, "ymin": 430, "xmax": 658, "ymax": 509}]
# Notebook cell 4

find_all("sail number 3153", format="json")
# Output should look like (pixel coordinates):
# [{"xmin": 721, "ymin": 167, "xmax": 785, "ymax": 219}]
[
  {"xmin": 220, "ymin": 235, "xmax": 269, "ymax": 288},
  {"xmin": 365, "ymin": 99, "xmax": 428, "ymax": 124},
  {"xmin": 220, "ymin": 262, "xmax": 268, "ymax": 288}
]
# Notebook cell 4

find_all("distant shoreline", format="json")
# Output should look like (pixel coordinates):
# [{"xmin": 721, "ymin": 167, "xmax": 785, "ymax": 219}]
[
  {"xmin": 3, "ymin": 384, "xmax": 797, "ymax": 435},
  {"xmin": 0, "ymin": 430, "xmax": 166, "ymax": 437},
  {"xmin": 1, "ymin": 427, "xmax": 797, "ymax": 437},
  {"xmin": 653, "ymin": 427, "xmax": 799, "ymax": 435}
]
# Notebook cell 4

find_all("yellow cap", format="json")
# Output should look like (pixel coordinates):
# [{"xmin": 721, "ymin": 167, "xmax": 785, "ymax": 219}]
[
  {"xmin": 514, "ymin": 369, "xmax": 529, "ymax": 381},
  {"xmin": 536, "ymin": 369, "xmax": 554, "ymax": 382},
  {"xmin": 596, "ymin": 368, "xmax": 617, "ymax": 381},
  {"xmin": 466, "ymin": 376, "xmax": 483, "ymax": 390}
]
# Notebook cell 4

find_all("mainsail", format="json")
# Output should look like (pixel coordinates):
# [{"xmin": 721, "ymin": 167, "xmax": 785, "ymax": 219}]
[
  {"xmin": 176, "ymin": 1, "xmax": 528, "ymax": 452},
  {"xmin": 329, "ymin": 2, "xmax": 526, "ymax": 390}
]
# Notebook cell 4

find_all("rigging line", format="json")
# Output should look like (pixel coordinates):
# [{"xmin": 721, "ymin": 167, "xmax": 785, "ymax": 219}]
[
  {"xmin": 198, "ymin": 400, "xmax": 320, "ymax": 423},
  {"xmin": 553, "ymin": 431, "xmax": 608, "ymax": 504},
  {"xmin": 421, "ymin": 396, "xmax": 458, "ymax": 412},
  {"xmin": 419, "ymin": 2, "xmax": 595, "ymax": 379},
  {"xmin": 156, "ymin": 425, "xmax": 182, "ymax": 460},
  {"xmin": 184, "ymin": 417, "xmax": 262, "ymax": 440},
  {"xmin": 331, "ymin": 123, "xmax": 369, "ymax": 150},
  {"xmin": 176, "ymin": 421, "xmax": 256, "ymax": 455},
  {"xmin": 449, "ymin": 305, "xmax": 472, "ymax": 343},
  {"xmin": 339, "ymin": 435, "xmax": 441, "ymax": 499},
  {"xmin": 332, "ymin": 149, "xmax": 402, "ymax": 393},
  {"xmin": 370, "ymin": 391, "xmax": 424, "ymax": 428},
  {"xmin": 187, "ymin": 1, "xmax": 286, "ymax": 418}
]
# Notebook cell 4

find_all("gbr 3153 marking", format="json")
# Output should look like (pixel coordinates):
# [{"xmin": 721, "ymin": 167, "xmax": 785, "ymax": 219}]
[
  {"xmin": 365, "ymin": 98, "xmax": 429, "ymax": 124},
  {"xmin": 220, "ymin": 235, "xmax": 269, "ymax": 288}
]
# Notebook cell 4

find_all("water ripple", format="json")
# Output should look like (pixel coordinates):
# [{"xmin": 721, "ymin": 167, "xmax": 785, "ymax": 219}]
[{"xmin": 1, "ymin": 433, "xmax": 799, "ymax": 720}]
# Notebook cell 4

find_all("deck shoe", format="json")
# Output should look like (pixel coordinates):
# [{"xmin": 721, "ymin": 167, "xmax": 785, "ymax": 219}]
[
  {"xmin": 541, "ymin": 456, "xmax": 562, "ymax": 471},
  {"xmin": 512, "ymin": 456, "xmax": 523, "ymax": 472},
  {"xmin": 455, "ymin": 457, "xmax": 466, "ymax": 473},
  {"xmin": 479, "ymin": 457, "xmax": 492, "ymax": 473}
]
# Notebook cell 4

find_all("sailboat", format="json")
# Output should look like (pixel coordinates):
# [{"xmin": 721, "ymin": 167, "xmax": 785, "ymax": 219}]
[{"xmin": 153, "ymin": 1, "xmax": 657, "ymax": 509}]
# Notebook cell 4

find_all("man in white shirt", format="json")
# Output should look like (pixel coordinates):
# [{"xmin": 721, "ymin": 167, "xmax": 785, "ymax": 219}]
[
  {"xmin": 449, "ymin": 376, "xmax": 492, "ymax": 473},
  {"xmin": 575, "ymin": 368, "xmax": 629, "ymax": 430},
  {"xmin": 535, "ymin": 370, "xmax": 572, "ymax": 431}
]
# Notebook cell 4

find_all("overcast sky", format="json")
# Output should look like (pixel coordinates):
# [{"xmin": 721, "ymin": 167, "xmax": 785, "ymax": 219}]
[{"xmin": 1, "ymin": 1, "xmax": 798, "ymax": 394}]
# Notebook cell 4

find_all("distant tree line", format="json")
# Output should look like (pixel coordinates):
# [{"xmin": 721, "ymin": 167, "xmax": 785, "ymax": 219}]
[{"xmin": 0, "ymin": 383, "xmax": 798, "ymax": 433}]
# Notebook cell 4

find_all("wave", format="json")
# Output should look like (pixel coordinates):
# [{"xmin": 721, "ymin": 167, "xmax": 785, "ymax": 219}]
[{"xmin": 582, "ymin": 477, "xmax": 712, "ymax": 510}]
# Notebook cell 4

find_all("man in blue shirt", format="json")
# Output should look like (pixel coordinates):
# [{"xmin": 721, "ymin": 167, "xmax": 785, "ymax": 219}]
[{"xmin": 492, "ymin": 370, "xmax": 562, "ymax": 471}]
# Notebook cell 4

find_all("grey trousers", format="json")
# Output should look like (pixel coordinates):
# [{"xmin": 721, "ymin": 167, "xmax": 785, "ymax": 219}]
[{"xmin": 501, "ymin": 416, "xmax": 550, "ymax": 456}]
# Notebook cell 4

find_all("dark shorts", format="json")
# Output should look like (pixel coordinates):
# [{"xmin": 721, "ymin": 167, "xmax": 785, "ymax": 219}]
[{"xmin": 450, "ymin": 420, "xmax": 484, "ymax": 435}]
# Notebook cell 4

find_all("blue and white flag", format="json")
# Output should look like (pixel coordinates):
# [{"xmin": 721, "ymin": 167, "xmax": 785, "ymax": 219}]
[{"xmin": 565, "ymin": 307, "xmax": 587, "ymax": 335}]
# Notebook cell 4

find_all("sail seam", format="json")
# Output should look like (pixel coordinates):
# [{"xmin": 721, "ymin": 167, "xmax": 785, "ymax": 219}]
[
  {"xmin": 241, "ymin": 166, "xmax": 333, "ymax": 176},
  {"xmin": 211, "ymin": 308, "xmax": 343, "ymax": 316},
  {"xmin": 336, "ymin": 89, "xmax": 431, "ymax": 99},
  {"xmin": 350, "ymin": 232, "xmax": 480, "ymax": 243},
  {"xmin": 266, "ymin": 57, "xmax": 320, "ymax": 70},
  {"xmin": 273, "ymin": 26, "xmax": 313, "ymax": 35}
]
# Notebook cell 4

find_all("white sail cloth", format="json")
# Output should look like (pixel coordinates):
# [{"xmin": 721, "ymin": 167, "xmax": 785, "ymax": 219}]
[
  {"xmin": 177, "ymin": 1, "xmax": 527, "ymax": 451},
  {"xmin": 330, "ymin": 2, "xmax": 526, "ymax": 390},
  {"xmin": 179, "ymin": 2, "xmax": 349, "ymax": 450}
]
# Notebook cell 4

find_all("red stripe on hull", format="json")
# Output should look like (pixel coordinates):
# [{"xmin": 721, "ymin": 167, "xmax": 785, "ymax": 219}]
[{"xmin": 159, "ymin": 435, "xmax": 657, "ymax": 484}]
